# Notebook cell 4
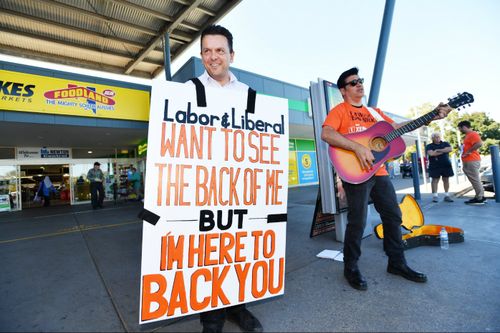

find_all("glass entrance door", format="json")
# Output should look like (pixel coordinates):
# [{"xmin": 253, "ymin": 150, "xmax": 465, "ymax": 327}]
[
  {"xmin": 19, "ymin": 164, "xmax": 70, "ymax": 208},
  {"xmin": 70, "ymin": 160, "xmax": 114, "ymax": 204}
]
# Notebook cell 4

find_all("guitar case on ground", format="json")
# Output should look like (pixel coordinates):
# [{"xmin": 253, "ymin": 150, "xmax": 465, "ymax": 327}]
[{"xmin": 374, "ymin": 194, "xmax": 464, "ymax": 249}]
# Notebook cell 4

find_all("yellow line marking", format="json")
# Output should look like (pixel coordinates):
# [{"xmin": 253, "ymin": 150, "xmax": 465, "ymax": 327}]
[{"xmin": 0, "ymin": 220, "xmax": 141, "ymax": 245}]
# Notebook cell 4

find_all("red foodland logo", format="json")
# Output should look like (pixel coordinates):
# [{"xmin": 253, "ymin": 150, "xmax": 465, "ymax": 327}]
[
  {"xmin": 103, "ymin": 89, "xmax": 115, "ymax": 97},
  {"xmin": 44, "ymin": 84, "xmax": 116, "ymax": 105}
]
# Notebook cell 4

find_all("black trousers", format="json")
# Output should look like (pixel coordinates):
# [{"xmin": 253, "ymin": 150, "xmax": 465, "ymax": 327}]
[
  {"xmin": 90, "ymin": 182, "xmax": 104, "ymax": 208},
  {"xmin": 200, "ymin": 304, "xmax": 246, "ymax": 326},
  {"xmin": 342, "ymin": 176, "xmax": 405, "ymax": 268}
]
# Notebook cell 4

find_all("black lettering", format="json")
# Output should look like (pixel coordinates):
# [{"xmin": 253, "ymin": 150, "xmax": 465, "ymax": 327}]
[
  {"xmin": 23, "ymin": 84, "xmax": 35, "ymax": 97},
  {"xmin": 163, "ymin": 99, "xmax": 173, "ymax": 121},
  {"xmin": 0, "ymin": 81, "xmax": 12, "ymax": 95},
  {"xmin": 199, "ymin": 210, "xmax": 215, "ymax": 231},
  {"xmin": 11, "ymin": 83, "xmax": 23, "ymax": 96}
]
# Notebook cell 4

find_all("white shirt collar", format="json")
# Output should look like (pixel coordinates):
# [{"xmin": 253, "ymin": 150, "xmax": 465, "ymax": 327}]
[{"xmin": 199, "ymin": 70, "xmax": 248, "ymax": 91}]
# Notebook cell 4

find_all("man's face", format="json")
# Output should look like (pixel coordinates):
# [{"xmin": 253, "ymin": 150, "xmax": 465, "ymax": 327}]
[
  {"xmin": 432, "ymin": 135, "xmax": 441, "ymax": 143},
  {"xmin": 340, "ymin": 74, "xmax": 364, "ymax": 100},
  {"xmin": 458, "ymin": 126, "xmax": 466, "ymax": 134},
  {"xmin": 200, "ymin": 34, "xmax": 234, "ymax": 83}
]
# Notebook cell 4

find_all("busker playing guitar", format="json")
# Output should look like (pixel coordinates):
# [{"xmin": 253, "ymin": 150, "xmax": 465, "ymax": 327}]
[{"xmin": 321, "ymin": 67, "xmax": 452, "ymax": 291}]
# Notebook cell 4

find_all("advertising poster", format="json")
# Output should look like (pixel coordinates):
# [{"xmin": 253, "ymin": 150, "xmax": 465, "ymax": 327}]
[
  {"xmin": 0, "ymin": 194, "xmax": 10, "ymax": 212},
  {"xmin": 139, "ymin": 81, "xmax": 289, "ymax": 324},
  {"xmin": 297, "ymin": 151, "xmax": 318, "ymax": 184}
]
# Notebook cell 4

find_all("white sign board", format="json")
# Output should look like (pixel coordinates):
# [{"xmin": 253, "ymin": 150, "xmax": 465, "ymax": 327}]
[
  {"xmin": 17, "ymin": 147, "xmax": 71, "ymax": 160},
  {"xmin": 139, "ymin": 81, "xmax": 289, "ymax": 324}
]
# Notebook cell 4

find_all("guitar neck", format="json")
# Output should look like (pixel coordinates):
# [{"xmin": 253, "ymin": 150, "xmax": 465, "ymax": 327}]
[{"xmin": 384, "ymin": 109, "xmax": 439, "ymax": 142}]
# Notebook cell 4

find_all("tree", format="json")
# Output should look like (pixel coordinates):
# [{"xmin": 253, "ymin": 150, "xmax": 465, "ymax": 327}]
[
  {"xmin": 404, "ymin": 105, "xmax": 500, "ymax": 156},
  {"xmin": 445, "ymin": 111, "xmax": 500, "ymax": 155}
]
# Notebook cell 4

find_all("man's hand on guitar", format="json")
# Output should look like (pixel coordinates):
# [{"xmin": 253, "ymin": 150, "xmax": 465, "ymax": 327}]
[
  {"xmin": 434, "ymin": 102, "xmax": 453, "ymax": 120},
  {"xmin": 353, "ymin": 143, "xmax": 375, "ymax": 171}
]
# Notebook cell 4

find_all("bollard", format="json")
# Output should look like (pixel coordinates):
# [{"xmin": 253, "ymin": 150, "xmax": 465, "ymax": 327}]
[
  {"xmin": 489, "ymin": 145, "xmax": 500, "ymax": 203},
  {"xmin": 411, "ymin": 152, "xmax": 421, "ymax": 200},
  {"xmin": 451, "ymin": 154, "xmax": 459, "ymax": 184}
]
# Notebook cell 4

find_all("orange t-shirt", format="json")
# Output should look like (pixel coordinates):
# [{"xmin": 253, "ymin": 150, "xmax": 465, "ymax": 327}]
[
  {"xmin": 322, "ymin": 102, "xmax": 394, "ymax": 176},
  {"xmin": 462, "ymin": 131, "xmax": 481, "ymax": 162}
]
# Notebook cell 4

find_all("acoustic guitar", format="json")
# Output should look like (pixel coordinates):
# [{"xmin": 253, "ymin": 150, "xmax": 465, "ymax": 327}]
[{"xmin": 328, "ymin": 92, "xmax": 474, "ymax": 184}]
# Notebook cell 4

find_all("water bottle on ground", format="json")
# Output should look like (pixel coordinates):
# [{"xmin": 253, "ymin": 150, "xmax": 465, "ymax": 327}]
[{"xmin": 440, "ymin": 227, "xmax": 449, "ymax": 250}]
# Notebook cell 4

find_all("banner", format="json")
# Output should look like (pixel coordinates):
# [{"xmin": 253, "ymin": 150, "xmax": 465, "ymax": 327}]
[
  {"xmin": 0, "ymin": 69, "xmax": 150, "ymax": 121},
  {"xmin": 17, "ymin": 147, "xmax": 71, "ymax": 160},
  {"xmin": 139, "ymin": 81, "xmax": 289, "ymax": 324}
]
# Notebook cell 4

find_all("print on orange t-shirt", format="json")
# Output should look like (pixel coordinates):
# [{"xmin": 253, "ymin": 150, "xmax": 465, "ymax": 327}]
[
  {"xmin": 323, "ymin": 102, "xmax": 394, "ymax": 176},
  {"xmin": 462, "ymin": 131, "xmax": 481, "ymax": 162}
]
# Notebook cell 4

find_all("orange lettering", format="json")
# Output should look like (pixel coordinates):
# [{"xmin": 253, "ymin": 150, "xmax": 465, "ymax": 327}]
[
  {"xmin": 248, "ymin": 131, "xmax": 259, "ymax": 163},
  {"xmin": 141, "ymin": 274, "xmax": 167, "ymax": 321},
  {"xmin": 167, "ymin": 271, "xmax": 188, "ymax": 316},
  {"xmin": 190, "ymin": 268, "xmax": 211, "ymax": 311},
  {"xmin": 270, "ymin": 134, "xmax": 279, "ymax": 164},
  {"xmin": 211, "ymin": 266, "xmax": 230, "ymax": 307},
  {"xmin": 263, "ymin": 230, "xmax": 275, "ymax": 258},
  {"xmin": 188, "ymin": 234, "xmax": 205, "ymax": 268},
  {"xmin": 195, "ymin": 165, "xmax": 209, "ymax": 205},
  {"xmin": 235, "ymin": 232, "xmax": 247, "ymax": 262},
  {"xmin": 251, "ymin": 230, "xmax": 263, "ymax": 260},
  {"xmin": 204, "ymin": 233, "xmax": 218, "ymax": 266},
  {"xmin": 233, "ymin": 130, "xmax": 245, "ymax": 162},
  {"xmin": 251, "ymin": 261, "xmax": 268, "ymax": 298},
  {"xmin": 167, "ymin": 234, "xmax": 184, "ymax": 270},
  {"xmin": 269, "ymin": 258, "xmax": 285, "ymax": 294},
  {"xmin": 155, "ymin": 163, "xmax": 166, "ymax": 206},
  {"xmin": 175, "ymin": 124, "xmax": 189, "ymax": 158},
  {"xmin": 219, "ymin": 232, "xmax": 235, "ymax": 264},
  {"xmin": 234, "ymin": 263, "xmax": 251, "ymax": 302}
]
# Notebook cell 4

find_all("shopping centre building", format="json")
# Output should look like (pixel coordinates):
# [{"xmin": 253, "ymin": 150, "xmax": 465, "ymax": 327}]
[{"xmin": 0, "ymin": 57, "xmax": 325, "ymax": 212}]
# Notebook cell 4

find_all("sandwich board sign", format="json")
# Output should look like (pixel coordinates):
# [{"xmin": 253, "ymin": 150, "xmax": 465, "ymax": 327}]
[{"xmin": 139, "ymin": 80, "xmax": 289, "ymax": 324}]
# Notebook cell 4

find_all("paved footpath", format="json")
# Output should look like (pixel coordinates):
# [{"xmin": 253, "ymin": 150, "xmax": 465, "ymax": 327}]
[{"xmin": 0, "ymin": 175, "xmax": 498, "ymax": 332}]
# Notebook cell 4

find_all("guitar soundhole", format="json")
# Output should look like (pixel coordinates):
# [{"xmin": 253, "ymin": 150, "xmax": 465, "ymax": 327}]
[{"xmin": 370, "ymin": 137, "xmax": 388, "ymax": 152}]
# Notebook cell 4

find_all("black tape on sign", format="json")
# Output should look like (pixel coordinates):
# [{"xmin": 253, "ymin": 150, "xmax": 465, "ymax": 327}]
[
  {"xmin": 190, "ymin": 78, "xmax": 207, "ymax": 107},
  {"xmin": 267, "ymin": 213, "xmax": 287, "ymax": 223},
  {"xmin": 138, "ymin": 208, "xmax": 160, "ymax": 226},
  {"xmin": 246, "ymin": 87, "xmax": 256, "ymax": 114}
]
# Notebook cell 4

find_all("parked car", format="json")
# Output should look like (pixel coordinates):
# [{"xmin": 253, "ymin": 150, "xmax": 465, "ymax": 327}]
[{"xmin": 480, "ymin": 166, "xmax": 494, "ymax": 192}]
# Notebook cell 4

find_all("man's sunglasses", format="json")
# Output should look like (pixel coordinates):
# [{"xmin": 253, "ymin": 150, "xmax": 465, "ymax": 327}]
[{"xmin": 345, "ymin": 78, "xmax": 364, "ymax": 87}]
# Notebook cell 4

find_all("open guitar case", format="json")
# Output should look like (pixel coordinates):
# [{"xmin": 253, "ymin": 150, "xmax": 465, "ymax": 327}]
[{"xmin": 374, "ymin": 194, "xmax": 464, "ymax": 249}]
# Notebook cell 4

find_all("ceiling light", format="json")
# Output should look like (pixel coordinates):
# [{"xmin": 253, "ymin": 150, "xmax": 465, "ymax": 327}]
[{"xmin": 88, "ymin": 150, "xmax": 93, "ymax": 154}]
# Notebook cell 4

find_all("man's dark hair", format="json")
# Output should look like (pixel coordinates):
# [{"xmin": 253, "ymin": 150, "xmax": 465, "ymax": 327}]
[
  {"xmin": 200, "ymin": 25, "xmax": 234, "ymax": 53},
  {"xmin": 337, "ymin": 67, "xmax": 359, "ymax": 89},
  {"xmin": 458, "ymin": 120, "xmax": 472, "ymax": 128}
]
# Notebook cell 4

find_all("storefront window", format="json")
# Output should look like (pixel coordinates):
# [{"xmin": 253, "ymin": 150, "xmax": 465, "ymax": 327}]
[
  {"xmin": 113, "ymin": 159, "xmax": 141, "ymax": 201},
  {"xmin": 0, "ymin": 165, "xmax": 19, "ymax": 211}
]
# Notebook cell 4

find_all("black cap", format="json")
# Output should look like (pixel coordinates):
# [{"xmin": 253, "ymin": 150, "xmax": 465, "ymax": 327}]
[
  {"xmin": 337, "ymin": 67, "xmax": 359, "ymax": 89},
  {"xmin": 94, "ymin": 161, "xmax": 100, "ymax": 166}
]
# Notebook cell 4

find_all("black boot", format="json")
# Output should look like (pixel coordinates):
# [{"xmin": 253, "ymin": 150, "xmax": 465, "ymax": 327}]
[
  {"xmin": 344, "ymin": 267, "xmax": 368, "ymax": 290},
  {"xmin": 387, "ymin": 262, "xmax": 427, "ymax": 282},
  {"xmin": 227, "ymin": 307, "xmax": 263, "ymax": 332}
]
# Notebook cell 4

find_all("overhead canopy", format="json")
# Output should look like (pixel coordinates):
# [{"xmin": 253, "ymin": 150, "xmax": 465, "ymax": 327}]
[{"xmin": 0, "ymin": 0, "xmax": 242, "ymax": 79}]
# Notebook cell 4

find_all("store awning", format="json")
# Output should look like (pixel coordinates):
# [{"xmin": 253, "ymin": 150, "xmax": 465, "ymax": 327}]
[{"xmin": 0, "ymin": 0, "xmax": 242, "ymax": 79}]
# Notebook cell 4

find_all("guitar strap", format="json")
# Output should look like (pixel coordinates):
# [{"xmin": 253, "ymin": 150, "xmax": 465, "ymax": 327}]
[{"xmin": 366, "ymin": 106, "xmax": 384, "ymax": 122}]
